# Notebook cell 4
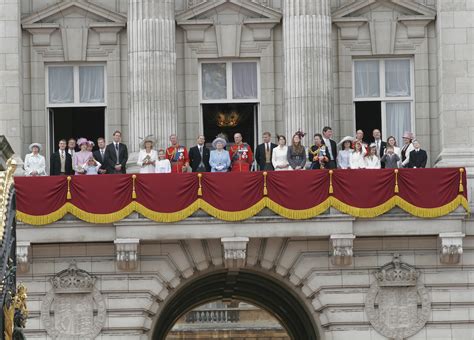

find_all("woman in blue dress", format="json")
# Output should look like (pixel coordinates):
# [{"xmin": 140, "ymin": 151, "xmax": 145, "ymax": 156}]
[{"xmin": 209, "ymin": 137, "xmax": 231, "ymax": 172}]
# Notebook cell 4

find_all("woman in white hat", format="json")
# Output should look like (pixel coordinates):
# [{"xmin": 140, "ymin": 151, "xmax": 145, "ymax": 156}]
[
  {"xmin": 337, "ymin": 136, "xmax": 354, "ymax": 169},
  {"xmin": 73, "ymin": 138, "xmax": 93, "ymax": 175},
  {"xmin": 137, "ymin": 135, "xmax": 158, "ymax": 174},
  {"xmin": 364, "ymin": 143, "xmax": 381, "ymax": 169},
  {"xmin": 24, "ymin": 143, "xmax": 46, "ymax": 176},
  {"xmin": 209, "ymin": 137, "xmax": 231, "ymax": 172},
  {"xmin": 400, "ymin": 131, "xmax": 415, "ymax": 168}
]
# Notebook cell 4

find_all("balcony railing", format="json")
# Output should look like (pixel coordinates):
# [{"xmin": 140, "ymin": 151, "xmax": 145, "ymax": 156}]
[{"xmin": 185, "ymin": 308, "xmax": 240, "ymax": 323}]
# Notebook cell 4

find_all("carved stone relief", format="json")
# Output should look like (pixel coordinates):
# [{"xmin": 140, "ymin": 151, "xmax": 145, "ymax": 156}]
[
  {"xmin": 41, "ymin": 263, "xmax": 106, "ymax": 340},
  {"xmin": 365, "ymin": 254, "xmax": 430, "ymax": 340}
]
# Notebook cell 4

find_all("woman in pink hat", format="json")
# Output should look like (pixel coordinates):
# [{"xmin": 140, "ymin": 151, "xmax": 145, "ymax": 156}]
[
  {"xmin": 400, "ymin": 131, "xmax": 414, "ymax": 168},
  {"xmin": 73, "ymin": 138, "xmax": 93, "ymax": 174}
]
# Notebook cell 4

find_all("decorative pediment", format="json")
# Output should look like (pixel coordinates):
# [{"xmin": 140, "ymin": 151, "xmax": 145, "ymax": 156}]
[
  {"xmin": 332, "ymin": 0, "xmax": 435, "ymax": 54},
  {"xmin": 21, "ymin": 1, "xmax": 126, "ymax": 57},
  {"xmin": 177, "ymin": 0, "xmax": 281, "ymax": 56}
]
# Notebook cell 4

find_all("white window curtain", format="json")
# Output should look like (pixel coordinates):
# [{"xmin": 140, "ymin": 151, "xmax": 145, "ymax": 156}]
[
  {"xmin": 202, "ymin": 63, "xmax": 227, "ymax": 100},
  {"xmin": 232, "ymin": 62, "xmax": 258, "ymax": 99},
  {"xmin": 386, "ymin": 102, "xmax": 411, "ymax": 145},
  {"xmin": 79, "ymin": 66, "xmax": 105, "ymax": 103},
  {"xmin": 385, "ymin": 60, "xmax": 411, "ymax": 97},
  {"xmin": 354, "ymin": 60, "xmax": 380, "ymax": 98},
  {"xmin": 48, "ymin": 66, "xmax": 74, "ymax": 103}
]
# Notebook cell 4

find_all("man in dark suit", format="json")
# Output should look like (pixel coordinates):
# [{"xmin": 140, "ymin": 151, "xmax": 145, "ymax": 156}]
[
  {"xmin": 104, "ymin": 130, "xmax": 128, "ymax": 174},
  {"xmin": 50, "ymin": 139, "xmax": 73, "ymax": 176},
  {"xmin": 255, "ymin": 132, "xmax": 277, "ymax": 171},
  {"xmin": 373, "ymin": 129, "xmax": 387, "ymax": 167},
  {"xmin": 92, "ymin": 137, "xmax": 107, "ymax": 174},
  {"xmin": 322, "ymin": 126, "xmax": 337, "ymax": 169},
  {"xmin": 189, "ymin": 135, "xmax": 211, "ymax": 172},
  {"xmin": 407, "ymin": 140, "xmax": 427, "ymax": 168}
]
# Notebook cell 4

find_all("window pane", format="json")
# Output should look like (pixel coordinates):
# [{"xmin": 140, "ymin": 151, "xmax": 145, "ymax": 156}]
[
  {"xmin": 386, "ymin": 102, "xmax": 411, "ymax": 146},
  {"xmin": 48, "ymin": 66, "xmax": 74, "ymax": 103},
  {"xmin": 232, "ymin": 62, "xmax": 257, "ymax": 99},
  {"xmin": 202, "ymin": 63, "xmax": 227, "ymax": 100},
  {"xmin": 385, "ymin": 60, "xmax": 411, "ymax": 97},
  {"xmin": 79, "ymin": 66, "xmax": 105, "ymax": 103},
  {"xmin": 354, "ymin": 60, "xmax": 380, "ymax": 98}
]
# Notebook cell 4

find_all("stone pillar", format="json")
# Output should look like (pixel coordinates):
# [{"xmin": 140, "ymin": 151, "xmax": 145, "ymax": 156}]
[
  {"xmin": 435, "ymin": 2, "xmax": 474, "ymax": 206},
  {"xmin": 283, "ymin": 0, "xmax": 332, "ymax": 140},
  {"xmin": 128, "ymin": 0, "xmax": 177, "ymax": 153},
  {"xmin": 0, "ymin": 0, "xmax": 22, "ymax": 155}
]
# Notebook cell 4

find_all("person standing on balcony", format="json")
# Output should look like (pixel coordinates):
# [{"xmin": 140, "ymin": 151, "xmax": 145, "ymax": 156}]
[
  {"xmin": 380, "ymin": 145, "xmax": 400, "ymax": 169},
  {"xmin": 401, "ymin": 131, "xmax": 415, "ymax": 168},
  {"xmin": 308, "ymin": 133, "xmax": 328, "ymax": 170},
  {"xmin": 209, "ymin": 137, "xmax": 231, "ymax": 172},
  {"xmin": 50, "ymin": 139, "xmax": 73, "ymax": 176},
  {"xmin": 24, "ymin": 143, "xmax": 46, "ymax": 176},
  {"xmin": 166, "ymin": 134, "xmax": 189, "ymax": 173},
  {"xmin": 67, "ymin": 138, "xmax": 77, "ymax": 158},
  {"xmin": 229, "ymin": 133, "xmax": 253, "ymax": 172},
  {"xmin": 189, "ymin": 135, "xmax": 210, "ymax": 172},
  {"xmin": 255, "ymin": 132, "xmax": 277, "ymax": 171},
  {"xmin": 322, "ymin": 126, "xmax": 337, "ymax": 169},
  {"xmin": 104, "ymin": 130, "xmax": 128, "ymax": 174},
  {"xmin": 156, "ymin": 149, "xmax": 172, "ymax": 173},
  {"xmin": 353, "ymin": 130, "xmax": 368, "ymax": 155},
  {"xmin": 407, "ymin": 140, "xmax": 427, "ymax": 168},
  {"xmin": 93, "ymin": 137, "xmax": 107, "ymax": 174},
  {"xmin": 373, "ymin": 129, "xmax": 386, "ymax": 168},
  {"xmin": 137, "ymin": 135, "xmax": 158, "ymax": 174},
  {"xmin": 73, "ymin": 138, "xmax": 93, "ymax": 175},
  {"xmin": 364, "ymin": 143, "xmax": 381, "ymax": 169},
  {"xmin": 287, "ymin": 131, "xmax": 306, "ymax": 170},
  {"xmin": 337, "ymin": 136, "xmax": 354, "ymax": 169},
  {"xmin": 349, "ymin": 141, "xmax": 366, "ymax": 169},
  {"xmin": 272, "ymin": 135, "xmax": 291, "ymax": 171}
]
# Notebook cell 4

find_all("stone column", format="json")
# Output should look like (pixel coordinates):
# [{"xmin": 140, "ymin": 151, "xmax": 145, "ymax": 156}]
[
  {"xmin": 283, "ymin": 0, "xmax": 332, "ymax": 140},
  {"xmin": 128, "ymin": 0, "xmax": 177, "ymax": 153}
]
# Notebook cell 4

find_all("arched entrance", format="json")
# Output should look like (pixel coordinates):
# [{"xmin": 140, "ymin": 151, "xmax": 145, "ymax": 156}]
[{"xmin": 152, "ymin": 269, "xmax": 320, "ymax": 340}]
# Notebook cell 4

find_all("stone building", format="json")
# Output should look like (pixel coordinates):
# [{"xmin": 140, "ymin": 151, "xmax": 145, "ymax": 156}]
[{"xmin": 0, "ymin": 0, "xmax": 473, "ymax": 339}]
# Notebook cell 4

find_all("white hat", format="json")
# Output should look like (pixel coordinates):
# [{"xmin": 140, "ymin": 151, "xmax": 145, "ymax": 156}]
[
  {"xmin": 212, "ymin": 137, "xmax": 227, "ymax": 148},
  {"xmin": 140, "ymin": 135, "xmax": 156, "ymax": 149},
  {"xmin": 28, "ymin": 143, "xmax": 42, "ymax": 152},
  {"xmin": 338, "ymin": 136, "xmax": 355, "ymax": 146},
  {"xmin": 369, "ymin": 143, "xmax": 377, "ymax": 148}
]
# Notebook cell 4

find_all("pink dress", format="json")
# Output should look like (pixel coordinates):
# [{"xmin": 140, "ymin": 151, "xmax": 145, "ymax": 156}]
[{"xmin": 73, "ymin": 151, "xmax": 93, "ymax": 175}]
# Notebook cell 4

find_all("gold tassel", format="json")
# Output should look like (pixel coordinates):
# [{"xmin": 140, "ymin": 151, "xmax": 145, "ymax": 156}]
[
  {"xmin": 263, "ymin": 172, "xmax": 268, "ymax": 196},
  {"xmin": 459, "ymin": 168, "xmax": 464, "ymax": 193},
  {"xmin": 329, "ymin": 170, "xmax": 334, "ymax": 194},
  {"xmin": 66, "ymin": 176, "xmax": 72, "ymax": 200},
  {"xmin": 197, "ymin": 173, "xmax": 203, "ymax": 196},
  {"xmin": 394, "ymin": 169, "xmax": 399, "ymax": 194},
  {"xmin": 132, "ymin": 175, "xmax": 137, "ymax": 199}
]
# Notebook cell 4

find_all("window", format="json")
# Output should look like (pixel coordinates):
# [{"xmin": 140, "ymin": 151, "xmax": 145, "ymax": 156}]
[
  {"xmin": 353, "ymin": 58, "xmax": 414, "ymax": 145},
  {"xmin": 47, "ymin": 64, "xmax": 106, "ymax": 107},
  {"xmin": 200, "ymin": 61, "xmax": 259, "ymax": 103}
]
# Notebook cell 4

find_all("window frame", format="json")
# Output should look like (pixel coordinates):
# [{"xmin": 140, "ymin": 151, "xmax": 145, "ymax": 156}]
[
  {"xmin": 199, "ymin": 60, "xmax": 260, "ymax": 104},
  {"xmin": 352, "ymin": 58, "xmax": 415, "ymax": 138},
  {"xmin": 45, "ymin": 63, "xmax": 107, "ymax": 108}
]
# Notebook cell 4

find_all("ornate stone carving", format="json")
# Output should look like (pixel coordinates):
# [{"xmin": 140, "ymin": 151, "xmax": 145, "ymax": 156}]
[
  {"xmin": 439, "ymin": 232, "xmax": 465, "ymax": 264},
  {"xmin": 330, "ymin": 234, "xmax": 355, "ymax": 266},
  {"xmin": 16, "ymin": 241, "xmax": 31, "ymax": 273},
  {"xmin": 41, "ymin": 263, "xmax": 106, "ymax": 340},
  {"xmin": 114, "ymin": 238, "xmax": 140, "ymax": 271},
  {"xmin": 221, "ymin": 237, "xmax": 249, "ymax": 269},
  {"xmin": 365, "ymin": 255, "xmax": 430, "ymax": 340}
]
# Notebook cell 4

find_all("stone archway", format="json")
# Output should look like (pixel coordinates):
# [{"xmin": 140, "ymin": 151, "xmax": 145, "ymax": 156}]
[{"xmin": 152, "ymin": 269, "xmax": 320, "ymax": 340}]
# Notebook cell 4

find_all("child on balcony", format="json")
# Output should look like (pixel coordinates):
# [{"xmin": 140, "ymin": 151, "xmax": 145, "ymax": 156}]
[
  {"xmin": 82, "ymin": 157, "xmax": 102, "ymax": 175},
  {"xmin": 156, "ymin": 149, "xmax": 171, "ymax": 173}
]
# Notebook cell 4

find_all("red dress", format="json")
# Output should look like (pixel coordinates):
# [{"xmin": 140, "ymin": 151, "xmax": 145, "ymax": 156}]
[
  {"xmin": 229, "ymin": 143, "xmax": 253, "ymax": 172},
  {"xmin": 166, "ymin": 145, "xmax": 189, "ymax": 173}
]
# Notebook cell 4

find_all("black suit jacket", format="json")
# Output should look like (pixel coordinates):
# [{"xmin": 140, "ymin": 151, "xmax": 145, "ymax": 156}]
[
  {"xmin": 189, "ymin": 145, "xmax": 211, "ymax": 172},
  {"xmin": 50, "ymin": 151, "xmax": 73, "ymax": 176},
  {"xmin": 93, "ymin": 149, "xmax": 107, "ymax": 172},
  {"xmin": 322, "ymin": 139, "xmax": 337, "ymax": 169},
  {"xmin": 407, "ymin": 149, "xmax": 427, "ymax": 168},
  {"xmin": 255, "ymin": 143, "xmax": 277, "ymax": 170},
  {"xmin": 104, "ymin": 143, "xmax": 128, "ymax": 174}
]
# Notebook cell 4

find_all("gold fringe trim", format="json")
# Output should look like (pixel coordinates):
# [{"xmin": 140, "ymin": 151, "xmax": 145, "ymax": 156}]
[
  {"xmin": 16, "ymin": 195, "xmax": 470, "ymax": 225},
  {"xmin": 199, "ymin": 199, "xmax": 266, "ymax": 222}
]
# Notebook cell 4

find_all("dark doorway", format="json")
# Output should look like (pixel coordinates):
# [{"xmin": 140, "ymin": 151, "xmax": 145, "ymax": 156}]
[
  {"xmin": 49, "ymin": 107, "xmax": 105, "ymax": 152},
  {"xmin": 202, "ymin": 103, "xmax": 258, "ymax": 150},
  {"xmin": 355, "ymin": 101, "xmax": 381, "ymax": 144},
  {"xmin": 153, "ymin": 270, "xmax": 320, "ymax": 340}
]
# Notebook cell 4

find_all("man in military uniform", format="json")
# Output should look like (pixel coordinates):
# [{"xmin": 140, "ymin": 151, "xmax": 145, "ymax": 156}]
[
  {"xmin": 229, "ymin": 133, "xmax": 253, "ymax": 172},
  {"xmin": 166, "ymin": 134, "xmax": 189, "ymax": 173}
]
